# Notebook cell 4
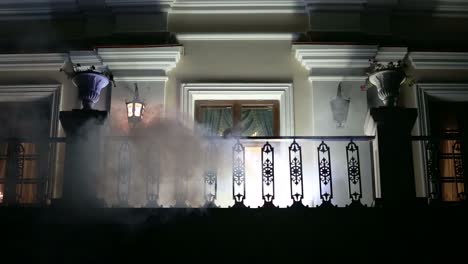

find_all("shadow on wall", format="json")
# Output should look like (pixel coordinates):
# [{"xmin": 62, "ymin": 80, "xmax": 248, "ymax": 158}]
[{"xmin": 0, "ymin": 1, "xmax": 173, "ymax": 53}]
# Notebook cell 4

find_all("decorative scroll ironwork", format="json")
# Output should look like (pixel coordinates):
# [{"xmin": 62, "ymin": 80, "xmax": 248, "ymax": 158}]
[
  {"xmin": 118, "ymin": 141, "xmax": 131, "ymax": 207},
  {"xmin": 346, "ymin": 141, "xmax": 364, "ymax": 207},
  {"xmin": 261, "ymin": 142, "xmax": 276, "ymax": 208},
  {"xmin": 425, "ymin": 140, "xmax": 440, "ymax": 201},
  {"xmin": 288, "ymin": 140, "xmax": 305, "ymax": 208},
  {"xmin": 204, "ymin": 141, "xmax": 218, "ymax": 207},
  {"xmin": 452, "ymin": 141, "xmax": 466, "ymax": 200},
  {"xmin": 232, "ymin": 140, "xmax": 246, "ymax": 208},
  {"xmin": 317, "ymin": 141, "xmax": 334, "ymax": 207},
  {"xmin": 14, "ymin": 143, "xmax": 25, "ymax": 204}
]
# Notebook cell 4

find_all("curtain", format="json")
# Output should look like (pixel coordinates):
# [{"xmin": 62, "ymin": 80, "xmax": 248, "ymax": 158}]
[
  {"xmin": 439, "ymin": 139, "xmax": 464, "ymax": 202},
  {"xmin": 241, "ymin": 109, "xmax": 274, "ymax": 136},
  {"xmin": 201, "ymin": 107, "xmax": 274, "ymax": 137},
  {"xmin": 202, "ymin": 107, "xmax": 233, "ymax": 136}
]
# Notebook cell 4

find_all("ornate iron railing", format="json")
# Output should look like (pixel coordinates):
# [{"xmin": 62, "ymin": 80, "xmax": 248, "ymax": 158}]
[
  {"xmin": 3, "ymin": 135, "xmax": 466, "ymax": 208},
  {"xmin": 0, "ymin": 137, "xmax": 66, "ymax": 206},
  {"xmin": 0, "ymin": 136, "xmax": 380, "ymax": 208},
  {"xmin": 412, "ymin": 134, "xmax": 467, "ymax": 204},
  {"xmin": 109, "ymin": 136, "xmax": 375, "ymax": 208}
]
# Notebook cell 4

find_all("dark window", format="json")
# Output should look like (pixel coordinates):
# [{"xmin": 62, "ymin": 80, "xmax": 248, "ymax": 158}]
[
  {"xmin": 0, "ymin": 100, "xmax": 51, "ymax": 205},
  {"xmin": 429, "ymin": 101, "xmax": 467, "ymax": 202}
]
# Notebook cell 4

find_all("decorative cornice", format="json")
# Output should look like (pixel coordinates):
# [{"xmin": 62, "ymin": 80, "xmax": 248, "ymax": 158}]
[
  {"xmin": 176, "ymin": 33, "xmax": 296, "ymax": 41},
  {"xmin": 374, "ymin": 47, "xmax": 408, "ymax": 64},
  {"xmin": 292, "ymin": 44, "xmax": 378, "ymax": 70},
  {"xmin": 0, "ymin": 83, "xmax": 61, "ymax": 137},
  {"xmin": 69, "ymin": 51, "xmax": 102, "ymax": 66},
  {"xmin": 0, "ymin": 46, "xmax": 184, "ymax": 74},
  {"xmin": 105, "ymin": 0, "xmax": 174, "ymax": 11},
  {"xmin": 0, "ymin": 84, "xmax": 61, "ymax": 102},
  {"xmin": 96, "ymin": 46, "xmax": 184, "ymax": 72},
  {"xmin": 171, "ymin": 0, "xmax": 306, "ymax": 14},
  {"xmin": 408, "ymin": 52, "xmax": 468, "ymax": 70},
  {"xmin": 0, "ymin": 53, "xmax": 66, "ymax": 71},
  {"xmin": 308, "ymin": 76, "xmax": 367, "ymax": 82},
  {"xmin": 68, "ymin": 50, "xmax": 104, "ymax": 72},
  {"xmin": 113, "ymin": 76, "xmax": 169, "ymax": 82},
  {"xmin": 303, "ymin": 0, "xmax": 365, "ymax": 12},
  {"xmin": 417, "ymin": 83, "xmax": 468, "ymax": 100}
]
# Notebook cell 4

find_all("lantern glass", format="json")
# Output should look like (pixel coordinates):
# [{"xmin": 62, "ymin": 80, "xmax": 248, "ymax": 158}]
[
  {"xmin": 126, "ymin": 102, "xmax": 133, "ymax": 118},
  {"xmin": 134, "ymin": 102, "xmax": 144, "ymax": 117},
  {"xmin": 126, "ymin": 83, "xmax": 145, "ymax": 123}
]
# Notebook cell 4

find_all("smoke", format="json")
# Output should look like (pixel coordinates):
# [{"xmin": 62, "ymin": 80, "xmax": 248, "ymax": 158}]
[{"xmin": 101, "ymin": 111, "xmax": 228, "ymax": 208}]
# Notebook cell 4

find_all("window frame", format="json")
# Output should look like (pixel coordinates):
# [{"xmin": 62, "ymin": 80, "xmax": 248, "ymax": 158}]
[
  {"xmin": 195, "ymin": 99, "xmax": 280, "ymax": 136},
  {"xmin": 181, "ymin": 83, "xmax": 294, "ymax": 136}
]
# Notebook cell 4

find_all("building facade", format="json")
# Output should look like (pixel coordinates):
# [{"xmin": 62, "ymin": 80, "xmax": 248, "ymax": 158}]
[{"xmin": 0, "ymin": 0, "xmax": 467, "ymax": 209}]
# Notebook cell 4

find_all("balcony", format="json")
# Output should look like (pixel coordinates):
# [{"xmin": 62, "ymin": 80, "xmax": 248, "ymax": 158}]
[
  {"xmin": 0, "ymin": 134, "xmax": 467, "ymax": 261},
  {"xmin": 0, "ymin": 133, "xmax": 466, "ymax": 208}
]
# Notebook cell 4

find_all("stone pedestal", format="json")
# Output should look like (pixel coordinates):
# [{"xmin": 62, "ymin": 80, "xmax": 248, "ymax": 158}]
[
  {"xmin": 371, "ymin": 107, "xmax": 417, "ymax": 207},
  {"xmin": 58, "ymin": 109, "xmax": 107, "ymax": 207}
]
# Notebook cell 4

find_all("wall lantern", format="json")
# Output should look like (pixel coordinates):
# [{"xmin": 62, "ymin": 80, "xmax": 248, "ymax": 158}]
[
  {"xmin": 126, "ymin": 83, "xmax": 145, "ymax": 124},
  {"xmin": 330, "ymin": 82, "xmax": 350, "ymax": 128}
]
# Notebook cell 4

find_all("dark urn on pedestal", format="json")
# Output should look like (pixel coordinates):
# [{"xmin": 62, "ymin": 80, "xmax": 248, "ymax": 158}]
[
  {"xmin": 57, "ymin": 66, "xmax": 111, "ymax": 208},
  {"xmin": 368, "ymin": 61, "xmax": 418, "ymax": 207},
  {"xmin": 72, "ymin": 70, "xmax": 110, "ymax": 110},
  {"xmin": 368, "ymin": 62, "xmax": 406, "ymax": 107}
]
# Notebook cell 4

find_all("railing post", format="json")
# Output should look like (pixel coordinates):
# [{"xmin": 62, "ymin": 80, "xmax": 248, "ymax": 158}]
[
  {"xmin": 36, "ymin": 141, "xmax": 50, "ymax": 205},
  {"xmin": 58, "ymin": 109, "xmax": 107, "ymax": 207},
  {"xmin": 370, "ymin": 107, "xmax": 417, "ymax": 207},
  {"xmin": 203, "ymin": 141, "xmax": 218, "ymax": 208},
  {"xmin": 232, "ymin": 140, "xmax": 246, "ymax": 208},
  {"xmin": 425, "ymin": 140, "xmax": 441, "ymax": 203},
  {"xmin": 118, "ymin": 141, "xmax": 131, "ymax": 207},
  {"xmin": 4, "ymin": 140, "xmax": 24, "ymax": 205},
  {"xmin": 261, "ymin": 142, "xmax": 276, "ymax": 208},
  {"xmin": 288, "ymin": 140, "xmax": 306, "ymax": 208},
  {"xmin": 346, "ymin": 140, "xmax": 365, "ymax": 207},
  {"xmin": 317, "ymin": 141, "xmax": 335, "ymax": 208}
]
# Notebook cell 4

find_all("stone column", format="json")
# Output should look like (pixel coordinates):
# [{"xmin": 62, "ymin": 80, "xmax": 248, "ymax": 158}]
[
  {"xmin": 59, "ymin": 109, "xmax": 107, "ymax": 207},
  {"xmin": 371, "ymin": 107, "xmax": 417, "ymax": 206}
]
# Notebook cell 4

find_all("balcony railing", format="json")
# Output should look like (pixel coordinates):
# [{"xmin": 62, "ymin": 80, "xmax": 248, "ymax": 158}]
[
  {"xmin": 0, "ymin": 137, "xmax": 66, "ymax": 206},
  {"xmin": 1, "ymin": 135, "xmax": 466, "ymax": 208},
  {"xmin": 105, "ymin": 135, "xmax": 378, "ymax": 208},
  {"xmin": 411, "ymin": 134, "xmax": 467, "ymax": 204}
]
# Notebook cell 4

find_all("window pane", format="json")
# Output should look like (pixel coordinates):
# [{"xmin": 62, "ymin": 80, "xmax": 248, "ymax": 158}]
[
  {"xmin": 0, "ymin": 143, "xmax": 6, "ymax": 179},
  {"xmin": 22, "ymin": 143, "xmax": 38, "ymax": 179},
  {"xmin": 16, "ymin": 184, "xmax": 38, "ymax": 204},
  {"xmin": 200, "ymin": 106, "xmax": 233, "ymax": 136},
  {"xmin": 241, "ymin": 107, "xmax": 274, "ymax": 136}
]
